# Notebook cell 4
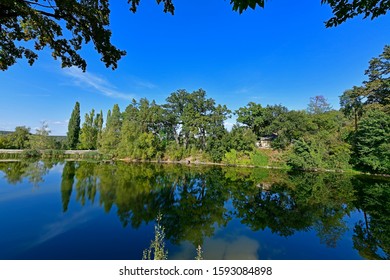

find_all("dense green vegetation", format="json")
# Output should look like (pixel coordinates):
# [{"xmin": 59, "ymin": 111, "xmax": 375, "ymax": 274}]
[{"xmin": 1, "ymin": 46, "xmax": 389, "ymax": 174}]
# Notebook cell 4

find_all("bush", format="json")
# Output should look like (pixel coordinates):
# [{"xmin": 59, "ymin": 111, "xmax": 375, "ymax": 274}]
[
  {"xmin": 250, "ymin": 150, "xmax": 269, "ymax": 166},
  {"xmin": 165, "ymin": 142, "xmax": 186, "ymax": 161},
  {"xmin": 222, "ymin": 149, "xmax": 238, "ymax": 165}
]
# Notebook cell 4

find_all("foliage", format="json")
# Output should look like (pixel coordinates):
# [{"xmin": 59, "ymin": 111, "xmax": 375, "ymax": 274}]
[
  {"xmin": 29, "ymin": 121, "xmax": 54, "ymax": 150},
  {"xmin": 322, "ymin": 0, "xmax": 390, "ymax": 27},
  {"xmin": 67, "ymin": 102, "xmax": 81, "ymax": 149},
  {"xmin": 236, "ymin": 103, "xmax": 288, "ymax": 138},
  {"xmin": 99, "ymin": 104, "xmax": 121, "ymax": 154},
  {"xmin": 0, "ymin": 126, "xmax": 30, "ymax": 149},
  {"xmin": 353, "ymin": 110, "xmax": 390, "ymax": 174},
  {"xmin": 287, "ymin": 131, "xmax": 351, "ymax": 171},
  {"xmin": 0, "ymin": 0, "xmax": 126, "ymax": 71},
  {"xmin": 250, "ymin": 150, "xmax": 269, "ymax": 167},
  {"xmin": 222, "ymin": 149, "xmax": 252, "ymax": 166},
  {"xmin": 340, "ymin": 86, "xmax": 365, "ymax": 131},
  {"xmin": 307, "ymin": 95, "xmax": 332, "ymax": 114},
  {"xmin": 222, "ymin": 149, "xmax": 238, "ymax": 165},
  {"xmin": 270, "ymin": 110, "xmax": 315, "ymax": 149},
  {"xmin": 79, "ymin": 109, "xmax": 103, "ymax": 150},
  {"xmin": 165, "ymin": 141, "xmax": 187, "ymax": 161},
  {"xmin": 364, "ymin": 45, "xmax": 390, "ymax": 110},
  {"xmin": 142, "ymin": 213, "xmax": 168, "ymax": 260}
]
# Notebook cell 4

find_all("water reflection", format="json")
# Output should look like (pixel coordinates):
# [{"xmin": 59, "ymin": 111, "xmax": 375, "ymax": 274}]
[{"xmin": 0, "ymin": 160, "xmax": 389, "ymax": 259}]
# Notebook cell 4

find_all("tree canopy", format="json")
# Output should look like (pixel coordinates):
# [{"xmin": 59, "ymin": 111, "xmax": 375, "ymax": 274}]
[{"xmin": 1, "ymin": 0, "xmax": 389, "ymax": 71}]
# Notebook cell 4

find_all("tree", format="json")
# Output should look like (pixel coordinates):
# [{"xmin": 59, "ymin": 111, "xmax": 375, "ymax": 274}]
[
  {"xmin": 364, "ymin": 45, "xmax": 390, "ymax": 109},
  {"xmin": 340, "ymin": 86, "xmax": 365, "ymax": 132},
  {"xmin": 0, "ymin": 0, "xmax": 126, "ymax": 71},
  {"xmin": 79, "ymin": 109, "xmax": 98, "ymax": 149},
  {"xmin": 227, "ymin": 1, "xmax": 390, "ymax": 27},
  {"xmin": 353, "ymin": 109, "xmax": 390, "ymax": 174},
  {"xmin": 2, "ymin": 1, "xmax": 388, "ymax": 71},
  {"xmin": 322, "ymin": 0, "xmax": 390, "ymax": 27},
  {"xmin": 0, "ymin": 126, "xmax": 31, "ymax": 149},
  {"xmin": 99, "ymin": 104, "xmax": 122, "ymax": 153},
  {"xmin": 29, "ymin": 121, "xmax": 53, "ymax": 149},
  {"xmin": 12, "ymin": 126, "xmax": 31, "ymax": 149},
  {"xmin": 236, "ymin": 102, "xmax": 288, "ymax": 137},
  {"xmin": 236, "ymin": 102, "xmax": 266, "ymax": 137},
  {"xmin": 307, "ymin": 95, "xmax": 332, "ymax": 114},
  {"xmin": 67, "ymin": 101, "xmax": 81, "ymax": 149}
]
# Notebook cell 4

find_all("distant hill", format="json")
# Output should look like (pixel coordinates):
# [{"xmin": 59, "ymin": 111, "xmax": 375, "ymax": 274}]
[{"xmin": 0, "ymin": 131, "xmax": 13, "ymax": 135}]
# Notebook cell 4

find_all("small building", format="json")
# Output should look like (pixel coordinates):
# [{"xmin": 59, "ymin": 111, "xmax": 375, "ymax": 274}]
[{"xmin": 256, "ymin": 134, "xmax": 277, "ymax": 149}]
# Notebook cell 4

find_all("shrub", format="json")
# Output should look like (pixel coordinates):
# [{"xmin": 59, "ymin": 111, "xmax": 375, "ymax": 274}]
[{"xmin": 250, "ymin": 150, "xmax": 269, "ymax": 166}]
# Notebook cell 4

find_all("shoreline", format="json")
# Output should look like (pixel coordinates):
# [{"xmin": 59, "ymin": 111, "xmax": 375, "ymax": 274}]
[{"xmin": 1, "ymin": 149, "xmax": 389, "ymax": 177}]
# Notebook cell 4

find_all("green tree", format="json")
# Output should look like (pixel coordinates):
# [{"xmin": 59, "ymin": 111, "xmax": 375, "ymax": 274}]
[
  {"xmin": 364, "ymin": 45, "xmax": 390, "ymax": 110},
  {"xmin": 79, "ymin": 109, "xmax": 99, "ymax": 149},
  {"xmin": 340, "ymin": 86, "xmax": 365, "ymax": 132},
  {"xmin": 99, "ymin": 104, "xmax": 122, "ymax": 154},
  {"xmin": 236, "ymin": 102, "xmax": 265, "ymax": 137},
  {"xmin": 0, "ymin": 0, "xmax": 126, "ymax": 71},
  {"xmin": 353, "ymin": 109, "xmax": 390, "ymax": 174},
  {"xmin": 307, "ymin": 95, "xmax": 332, "ymax": 115},
  {"xmin": 236, "ymin": 102, "xmax": 288, "ymax": 138},
  {"xmin": 67, "ymin": 101, "xmax": 81, "ymax": 149},
  {"xmin": 29, "ymin": 121, "xmax": 53, "ymax": 149},
  {"xmin": 0, "ymin": 126, "xmax": 31, "ymax": 149},
  {"xmin": 270, "ymin": 110, "xmax": 315, "ymax": 149},
  {"xmin": 12, "ymin": 126, "xmax": 31, "ymax": 149}
]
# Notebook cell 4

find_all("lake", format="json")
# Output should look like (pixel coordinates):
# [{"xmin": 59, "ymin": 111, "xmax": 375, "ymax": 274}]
[{"xmin": 0, "ymin": 160, "xmax": 389, "ymax": 260}]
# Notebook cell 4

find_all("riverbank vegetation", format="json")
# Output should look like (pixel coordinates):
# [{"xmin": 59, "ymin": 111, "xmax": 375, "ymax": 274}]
[{"xmin": 1, "ymin": 46, "xmax": 389, "ymax": 174}]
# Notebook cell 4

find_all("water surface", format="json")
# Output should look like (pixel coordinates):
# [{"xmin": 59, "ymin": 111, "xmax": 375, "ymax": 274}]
[{"xmin": 0, "ymin": 160, "xmax": 389, "ymax": 260}]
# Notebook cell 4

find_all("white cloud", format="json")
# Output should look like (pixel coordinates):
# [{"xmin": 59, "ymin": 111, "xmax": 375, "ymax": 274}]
[{"xmin": 63, "ymin": 67, "xmax": 135, "ymax": 100}]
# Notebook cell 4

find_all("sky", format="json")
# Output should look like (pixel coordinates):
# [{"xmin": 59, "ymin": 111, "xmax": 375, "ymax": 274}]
[{"xmin": 1, "ymin": 0, "xmax": 389, "ymax": 135}]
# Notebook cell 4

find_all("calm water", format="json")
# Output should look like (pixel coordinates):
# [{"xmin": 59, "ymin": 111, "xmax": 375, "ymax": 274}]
[{"xmin": 0, "ymin": 160, "xmax": 389, "ymax": 260}]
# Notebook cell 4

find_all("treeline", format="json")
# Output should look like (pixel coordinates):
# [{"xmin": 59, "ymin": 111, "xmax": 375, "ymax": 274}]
[{"xmin": 1, "ymin": 46, "xmax": 389, "ymax": 174}]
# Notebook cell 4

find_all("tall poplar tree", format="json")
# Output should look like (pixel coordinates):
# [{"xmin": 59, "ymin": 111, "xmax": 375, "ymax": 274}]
[
  {"xmin": 99, "ymin": 104, "xmax": 121, "ymax": 153},
  {"xmin": 67, "ymin": 102, "xmax": 81, "ymax": 149}
]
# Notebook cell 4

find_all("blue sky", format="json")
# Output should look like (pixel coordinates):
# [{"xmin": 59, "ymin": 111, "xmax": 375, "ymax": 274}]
[{"xmin": 1, "ymin": 0, "xmax": 389, "ymax": 135}]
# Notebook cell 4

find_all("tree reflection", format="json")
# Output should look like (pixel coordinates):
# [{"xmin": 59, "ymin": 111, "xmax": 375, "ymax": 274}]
[
  {"xmin": 230, "ymin": 172, "xmax": 355, "ymax": 247},
  {"xmin": 0, "ymin": 160, "xmax": 53, "ymax": 188},
  {"xmin": 3, "ymin": 160, "xmax": 389, "ymax": 259},
  {"xmin": 61, "ymin": 161, "xmax": 75, "ymax": 212},
  {"xmin": 352, "ymin": 177, "xmax": 390, "ymax": 259}
]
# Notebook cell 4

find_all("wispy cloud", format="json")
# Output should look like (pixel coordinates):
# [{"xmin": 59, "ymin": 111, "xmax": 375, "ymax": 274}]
[
  {"xmin": 48, "ymin": 119, "xmax": 69, "ymax": 126},
  {"xmin": 127, "ymin": 75, "xmax": 157, "ymax": 90},
  {"xmin": 63, "ymin": 67, "xmax": 135, "ymax": 100},
  {"xmin": 25, "ymin": 208, "xmax": 98, "ymax": 250}
]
